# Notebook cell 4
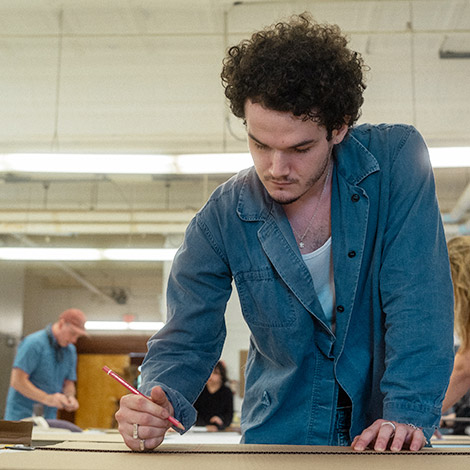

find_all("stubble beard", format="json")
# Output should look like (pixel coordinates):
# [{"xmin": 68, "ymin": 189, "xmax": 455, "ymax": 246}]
[{"xmin": 267, "ymin": 151, "xmax": 332, "ymax": 206}]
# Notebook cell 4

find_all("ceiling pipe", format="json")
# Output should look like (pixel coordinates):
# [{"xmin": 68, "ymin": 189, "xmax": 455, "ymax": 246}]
[{"xmin": 10, "ymin": 234, "xmax": 116, "ymax": 304}]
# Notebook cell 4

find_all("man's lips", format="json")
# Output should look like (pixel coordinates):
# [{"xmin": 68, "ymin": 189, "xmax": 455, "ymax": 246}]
[
  {"xmin": 268, "ymin": 180, "xmax": 295, "ymax": 188},
  {"xmin": 265, "ymin": 177, "xmax": 296, "ymax": 185}
]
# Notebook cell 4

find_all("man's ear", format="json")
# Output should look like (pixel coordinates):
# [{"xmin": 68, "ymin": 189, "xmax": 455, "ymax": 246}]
[{"xmin": 332, "ymin": 122, "xmax": 349, "ymax": 145}]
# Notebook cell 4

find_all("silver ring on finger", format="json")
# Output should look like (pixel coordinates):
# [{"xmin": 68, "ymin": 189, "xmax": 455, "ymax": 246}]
[
  {"xmin": 133, "ymin": 423, "xmax": 139, "ymax": 440},
  {"xmin": 139, "ymin": 439, "xmax": 146, "ymax": 452},
  {"xmin": 380, "ymin": 421, "xmax": 396, "ymax": 436},
  {"xmin": 406, "ymin": 423, "xmax": 421, "ymax": 431}
]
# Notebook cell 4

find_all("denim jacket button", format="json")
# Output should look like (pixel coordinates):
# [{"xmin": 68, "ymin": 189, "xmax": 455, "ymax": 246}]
[
  {"xmin": 351, "ymin": 194, "xmax": 360, "ymax": 202},
  {"xmin": 348, "ymin": 251, "xmax": 356, "ymax": 258},
  {"xmin": 336, "ymin": 305, "xmax": 345, "ymax": 313}
]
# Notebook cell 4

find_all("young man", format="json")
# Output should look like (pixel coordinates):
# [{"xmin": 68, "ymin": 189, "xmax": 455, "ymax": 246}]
[
  {"xmin": 4, "ymin": 308, "xmax": 87, "ymax": 420},
  {"xmin": 116, "ymin": 14, "xmax": 454, "ymax": 452}
]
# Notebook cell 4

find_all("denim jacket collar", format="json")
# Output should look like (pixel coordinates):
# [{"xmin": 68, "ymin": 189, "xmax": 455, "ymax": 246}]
[{"xmin": 334, "ymin": 129, "xmax": 380, "ymax": 186}]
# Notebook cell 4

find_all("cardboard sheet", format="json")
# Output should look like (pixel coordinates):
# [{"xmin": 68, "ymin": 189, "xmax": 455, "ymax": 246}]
[
  {"xmin": 31, "ymin": 427, "xmax": 240, "ymax": 446},
  {"xmin": 431, "ymin": 434, "xmax": 470, "ymax": 446},
  {"xmin": 32, "ymin": 429, "xmax": 125, "ymax": 444},
  {"xmin": 163, "ymin": 428, "xmax": 241, "ymax": 444},
  {"xmin": 1, "ymin": 441, "xmax": 470, "ymax": 470}
]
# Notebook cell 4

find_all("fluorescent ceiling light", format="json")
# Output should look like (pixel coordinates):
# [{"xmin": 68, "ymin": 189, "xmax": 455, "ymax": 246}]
[
  {"xmin": 0, "ymin": 149, "xmax": 467, "ymax": 175},
  {"xmin": 85, "ymin": 321, "xmax": 164, "ymax": 331},
  {"xmin": 0, "ymin": 153, "xmax": 253, "ymax": 175},
  {"xmin": 428, "ymin": 148, "xmax": 470, "ymax": 168},
  {"xmin": 0, "ymin": 247, "xmax": 178, "ymax": 261},
  {"xmin": 177, "ymin": 153, "xmax": 252, "ymax": 174}
]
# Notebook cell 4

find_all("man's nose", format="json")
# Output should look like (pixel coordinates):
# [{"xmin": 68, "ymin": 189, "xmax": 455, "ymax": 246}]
[{"xmin": 269, "ymin": 151, "xmax": 289, "ymax": 178}]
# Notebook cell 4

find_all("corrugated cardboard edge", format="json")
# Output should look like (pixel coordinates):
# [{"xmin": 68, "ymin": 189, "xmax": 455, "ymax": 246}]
[{"xmin": 35, "ymin": 441, "xmax": 470, "ymax": 454}]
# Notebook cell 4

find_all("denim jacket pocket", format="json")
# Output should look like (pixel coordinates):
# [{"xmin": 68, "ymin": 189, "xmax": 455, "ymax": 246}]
[
  {"xmin": 235, "ymin": 267, "xmax": 297, "ymax": 328},
  {"xmin": 261, "ymin": 390, "xmax": 271, "ymax": 407},
  {"xmin": 241, "ymin": 389, "xmax": 274, "ymax": 430}
]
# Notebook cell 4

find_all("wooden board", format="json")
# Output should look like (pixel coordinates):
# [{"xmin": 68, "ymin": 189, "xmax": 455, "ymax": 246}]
[{"xmin": 74, "ymin": 354, "xmax": 130, "ymax": 429}]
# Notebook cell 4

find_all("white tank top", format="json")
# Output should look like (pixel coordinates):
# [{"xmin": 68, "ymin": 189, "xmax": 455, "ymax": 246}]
[{"xmin": 301, "ymin": 237, "xmax": 336, "ymax": 331}]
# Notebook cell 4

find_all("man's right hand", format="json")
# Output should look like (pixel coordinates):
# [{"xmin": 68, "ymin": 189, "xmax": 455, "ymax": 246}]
[{"xmin": 115, "ymin": 386, "xmax": 175, "ymax": 451}]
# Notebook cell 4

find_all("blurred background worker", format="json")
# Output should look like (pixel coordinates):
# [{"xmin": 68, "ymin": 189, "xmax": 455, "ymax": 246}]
[
  {"xmin": 4, "ymin": 308, "xmax": 87, "ymax": 421},
  {"xmin": 440, "ymin": 236, "xmax": 470, "ymax": 435},
  {"xmin": 194, "ymin": 361, "xmax": 233, "ymax": 431}
]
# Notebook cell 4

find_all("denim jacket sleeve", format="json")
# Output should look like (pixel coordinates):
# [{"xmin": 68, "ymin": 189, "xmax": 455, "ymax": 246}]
[
  {"xmin": 378, "ymin": 127, "xmax": 454, "ymax": 433},
  {"xmin": 139, "ymin": 211, "xmax": 234, "ymax": 431}
]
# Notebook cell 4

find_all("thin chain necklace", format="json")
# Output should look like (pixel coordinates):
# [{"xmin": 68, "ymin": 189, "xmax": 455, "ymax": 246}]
[{"xmin": 292, "ymin": 161, "xmax": 332, "ymax": 250}]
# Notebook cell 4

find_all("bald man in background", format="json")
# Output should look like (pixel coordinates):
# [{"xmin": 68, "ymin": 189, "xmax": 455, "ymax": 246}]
[{"xmin": 4, "ymin": 308, "xmax": 87, "ymax": 420}]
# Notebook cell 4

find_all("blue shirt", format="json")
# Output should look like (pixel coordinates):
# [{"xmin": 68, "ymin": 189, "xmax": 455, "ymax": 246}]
[
  {"xmin": 4, "ymin": 326, "xmax": 77, "ymax": 420},
  {"xmin": 140, "ymin": 124, "xmax": 454, "ymax": 443}
]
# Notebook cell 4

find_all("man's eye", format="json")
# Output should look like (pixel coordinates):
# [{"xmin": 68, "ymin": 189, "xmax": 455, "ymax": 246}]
[
  {"xmin": 254, "ymin": 142, "xmax": 267, "ymax": 150},
  {"xmin": 294, "ymin": 147, "xmax": 310, "ymax": 154}
]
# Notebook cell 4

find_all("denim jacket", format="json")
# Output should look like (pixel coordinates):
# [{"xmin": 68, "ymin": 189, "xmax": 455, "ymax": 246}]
[{"xmin": 140, "ymin": 123, "xmax": 454, "ymax": 444}]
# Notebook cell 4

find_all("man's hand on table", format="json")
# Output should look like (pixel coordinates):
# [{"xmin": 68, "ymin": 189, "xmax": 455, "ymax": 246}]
[{"xmin": 351, "ymin": 419, "xmax": 426, "ymax": 452}]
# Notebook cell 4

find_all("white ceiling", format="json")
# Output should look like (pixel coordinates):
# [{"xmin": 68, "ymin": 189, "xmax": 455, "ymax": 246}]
[
  {"xmin": 1, "ymin": 0, "xmax": 470, "ymax": 154},
  {"xmin": 0, "ymin": 0, "xmax": 469, "ymax": 303}
]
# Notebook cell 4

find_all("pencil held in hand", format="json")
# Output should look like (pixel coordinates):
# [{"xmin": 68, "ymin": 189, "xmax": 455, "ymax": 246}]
[{"xmin": 102, "ymin": 365, "xmax": 185, "ymax": 431}]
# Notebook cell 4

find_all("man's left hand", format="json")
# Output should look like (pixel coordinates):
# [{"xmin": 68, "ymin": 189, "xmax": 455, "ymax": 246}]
[{"xmin": 351, "ymin": 419, "xmax": 426, "ymax": 452}]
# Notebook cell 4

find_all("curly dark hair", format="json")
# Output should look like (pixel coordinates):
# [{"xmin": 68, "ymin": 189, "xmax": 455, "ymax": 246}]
[{"xmin": 221, "ymin": 13, "xmax": 367, "ymax": 137}]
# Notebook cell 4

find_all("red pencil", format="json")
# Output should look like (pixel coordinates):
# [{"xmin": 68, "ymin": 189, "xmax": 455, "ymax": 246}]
[{"xmin": 102, "ymin": 365, "xmax": 185, "ymax": 431}]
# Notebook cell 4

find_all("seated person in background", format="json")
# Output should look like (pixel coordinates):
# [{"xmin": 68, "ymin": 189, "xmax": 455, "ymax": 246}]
[
  {"xmin": 194, "ymin": 361, "xmax": 233, "ymax": 431},
  {"xmin": 441, "ymin": 236, "xmax": 470, "ymax": 416},
  {"xmin": 452, "ymin": 391, "xmax": 470, "ymax": 435}
]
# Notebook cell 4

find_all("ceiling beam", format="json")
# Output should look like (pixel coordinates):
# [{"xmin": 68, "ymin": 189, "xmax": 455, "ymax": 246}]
[{"xmin": 0, "ymin": 210, "xmax": 195, "ymax": 235}]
